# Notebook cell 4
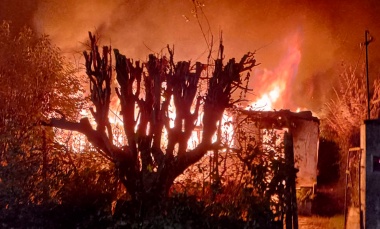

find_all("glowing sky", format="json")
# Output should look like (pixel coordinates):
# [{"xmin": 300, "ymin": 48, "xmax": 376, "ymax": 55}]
[{"xmin": 1, "ymin": 0, "xmax": 380, "ymax": 113}]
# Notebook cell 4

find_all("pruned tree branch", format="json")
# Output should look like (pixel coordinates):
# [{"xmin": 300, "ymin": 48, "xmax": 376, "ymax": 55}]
[{"xmin": 43, "ymin": 33, "xmax": 257, "ymax": 203}]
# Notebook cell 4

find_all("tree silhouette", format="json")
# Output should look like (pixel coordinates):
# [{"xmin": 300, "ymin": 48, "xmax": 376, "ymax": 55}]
[{"xmin": 43, "ymin": 32, "xmax": 256, "ymax": 209}]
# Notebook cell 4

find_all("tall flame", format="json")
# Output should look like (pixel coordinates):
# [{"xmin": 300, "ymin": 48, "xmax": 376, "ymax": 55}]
[
  {"xmin": 250, "ymin": 31, "xmax": 302, "ymax": 111},
  {"xmin": 63, "ymin": 31, "xmax": 303, "ymax": 153}
]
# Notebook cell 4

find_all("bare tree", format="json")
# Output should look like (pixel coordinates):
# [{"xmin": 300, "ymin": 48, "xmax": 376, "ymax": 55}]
[{"xmin": 43, "ymin": 32, "xmax": 256, "ymax": 210}]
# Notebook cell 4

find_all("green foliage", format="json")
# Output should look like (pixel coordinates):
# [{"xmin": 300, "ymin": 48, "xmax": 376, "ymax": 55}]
[
  {"xmin": 169, "ymin": 126, "xmax": 287, "ymax": 228},
  {"xmin": 237, "ymin": 128, "xmax": 287, "ymax": 227},
  {"xmin": 45, "ymin": 152, "xmax": 117, "ymax": 228},
  {"xmin": 0, "ymin": 21, "xmax": 292, "ymax": 228},
  {"xmin": 106, "ymin": 124, "xmax": 287, "ymax": 228},
  {"xmin": 0, "ymin": 20, "xmax": 85, "ymax": 155},
  {"xmin": 0, "ymin": 21, "xmax": 89, "ymax": 227},
  {"xmin": 0, "ymin": 144, "xmax": 118, "ymax": 228}
]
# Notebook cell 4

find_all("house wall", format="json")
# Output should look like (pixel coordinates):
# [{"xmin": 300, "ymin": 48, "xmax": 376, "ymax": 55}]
[{"xmin": 292, "ymin": 120, "xmax": 319, "ymax": 188}]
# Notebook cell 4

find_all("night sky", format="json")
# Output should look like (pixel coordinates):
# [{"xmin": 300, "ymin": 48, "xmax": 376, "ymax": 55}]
[{"xmin": 1, "ymin": 0, "xmax": 380, "ymax": 114}]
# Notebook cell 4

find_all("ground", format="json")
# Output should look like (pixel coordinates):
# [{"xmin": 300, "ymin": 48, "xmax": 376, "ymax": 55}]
[
  {"xmin": 298, "ymin": 183, "xmax": 345, "ymax": 228},
  {"xmin": 299, "ymin": 215, "xmax": 344, "ymax": 229}
]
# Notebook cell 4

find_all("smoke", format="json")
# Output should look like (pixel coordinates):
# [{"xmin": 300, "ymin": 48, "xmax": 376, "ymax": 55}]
[{"xmin": 2, "ymin": 0, "xmax": 380, "ymax": 114}]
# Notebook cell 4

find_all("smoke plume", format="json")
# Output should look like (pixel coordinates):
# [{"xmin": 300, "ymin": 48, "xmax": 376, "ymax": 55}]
[{"xmin": 1, "ymin": 0, "xmax": 380, "ymax": 114}]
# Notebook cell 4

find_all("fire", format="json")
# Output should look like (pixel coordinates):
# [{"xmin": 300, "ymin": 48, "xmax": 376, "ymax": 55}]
[
  {"xmin": 249, "ymin": 31, "xmax": 302, "ymax": 111},
  {"xmin": 253, "ymin": 86, "xmax": 281, "ymax": 110},
  {"xmin": 59, "ymin": 31, "xmax": 303, "ymax": 153}
]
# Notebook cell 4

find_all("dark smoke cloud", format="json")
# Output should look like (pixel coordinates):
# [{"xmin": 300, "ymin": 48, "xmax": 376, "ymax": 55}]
[
  {"xmin": 0, "ymin": 0, "xmax": 38, "ymax": 32},
  {"xmin": 1, "ymin": 0, "xmax": 380, "ymax": 114}
]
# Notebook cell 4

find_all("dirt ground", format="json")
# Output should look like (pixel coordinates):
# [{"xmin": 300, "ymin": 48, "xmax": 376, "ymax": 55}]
[
  {"xmin": 298, "ymin": 215, "xmax": 344, "ymax": 229},
  {"xmin": 297, "ymin": 184, "xmax": 345, "ymax": 228}
]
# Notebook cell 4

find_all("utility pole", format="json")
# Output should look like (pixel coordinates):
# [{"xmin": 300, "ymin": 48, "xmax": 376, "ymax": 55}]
[{"xmin": 364, "ymin": 30, "xmax": 373, "ymax": 120}]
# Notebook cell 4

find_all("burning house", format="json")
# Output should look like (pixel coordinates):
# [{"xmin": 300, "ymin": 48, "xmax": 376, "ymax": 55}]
[
  {"xmin": 236, "ymin": 109, "xmax": 320, "ymax": 213},
  {"xmin": 237, "ymin": 109, "xmax": 319, "ymax": 188},
  {"xmin": 176, "ymin": 108, "xmax": 319, "ymax": 219}
]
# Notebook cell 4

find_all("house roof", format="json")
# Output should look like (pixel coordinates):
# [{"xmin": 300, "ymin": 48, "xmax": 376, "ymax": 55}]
[{"xmin": 238, "ymin": 109, "xmax": 320, "ymax": 130}]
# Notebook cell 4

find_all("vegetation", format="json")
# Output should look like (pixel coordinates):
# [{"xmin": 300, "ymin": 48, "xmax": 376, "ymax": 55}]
[
  {"xmin": 42, "ymin": 32, "xmax": 257, "ymax": 213},
  {"xmin": 0, "ymin": 22, "xmax": 301, "ymax": 228},
  {"xmin": 322, "ymin": 63, "xmax": 380, "ymax": 154},
  {"xmin": 319, "ymin": 62, "xmax": 380, "ymax": 218},
  {"xmin": 0, "ymin": 21, "xmax": 91, "ymax": 227},
  {"xmin": 321, "ymin": 62, "xmax": 380, "ymax": 173}
]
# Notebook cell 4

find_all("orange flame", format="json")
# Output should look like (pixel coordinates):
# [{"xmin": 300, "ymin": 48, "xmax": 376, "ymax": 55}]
[
  {"xmin": 249, "ymin": 31, "xmax": 302, "ymax": 111},
  {"xmin": 62, "ymin": 31, "xmax": 304, "ymax": 153}
]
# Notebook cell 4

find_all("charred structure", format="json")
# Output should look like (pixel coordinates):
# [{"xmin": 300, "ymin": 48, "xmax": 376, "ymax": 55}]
[{"xmin": 237, "ymin": 109, "xmax": 319, "ymax": 220}]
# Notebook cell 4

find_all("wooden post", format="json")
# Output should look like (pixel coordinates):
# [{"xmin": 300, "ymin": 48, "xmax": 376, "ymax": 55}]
[
  {"xmin": 285, "ymin": 131, "xmax": 298, "ymax": 229},
  {"xmin": 364, "ymin": 30, "xmax": 373, "ymax": 120}
]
